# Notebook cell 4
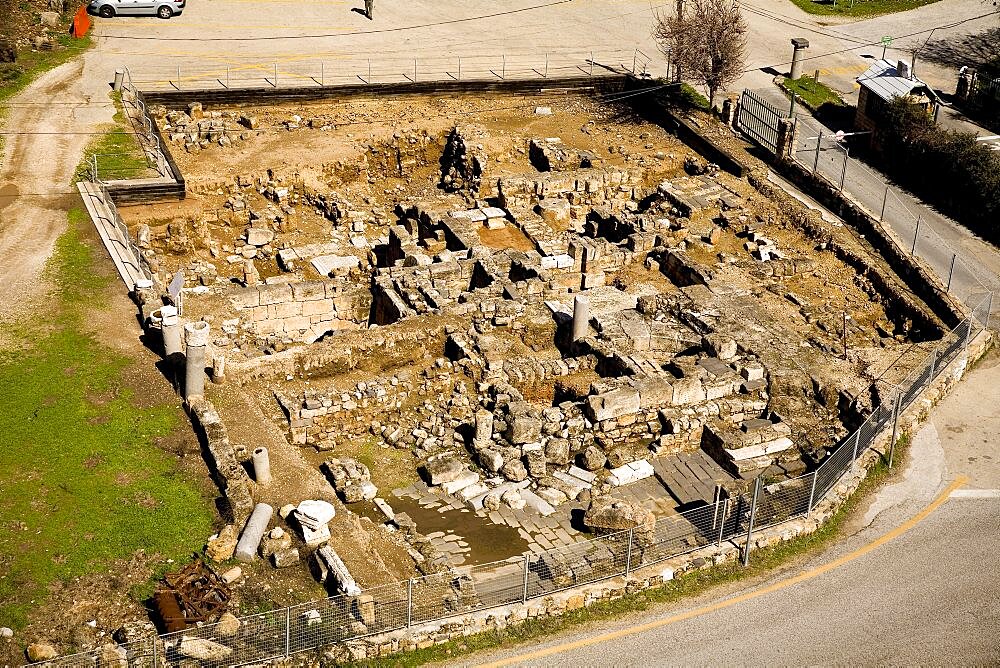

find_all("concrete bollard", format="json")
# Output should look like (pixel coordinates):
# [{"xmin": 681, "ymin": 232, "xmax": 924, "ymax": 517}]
[
  {"xmin": 113, "ymin": 69, "xmax": 124, "ymax": 92},
  {"xmin": 183, "ymin": 320, "xmax": 210, "ymax": 402},
  {"xmin": 252, "ymin": 447, "xmax": 272, "ymax": 486},
  {"xmin": 160, "ymin": 305, "xmax": 183, "ymax": 357},
  {"xmin": 572, "ymin": 295, "xmax": 590, "ymax": 341},
  {"xmin": 789, "ymin": 38, "xmax": 809, "ymax": 80},
  {"xmin": 234, "ymin": 503, "xmax": 274, "ymax": 563}
]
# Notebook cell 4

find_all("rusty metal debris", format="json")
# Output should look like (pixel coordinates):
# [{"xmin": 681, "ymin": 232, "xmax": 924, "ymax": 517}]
[{"xmin": 153, "ymin": 558, "xmax": 230, "ymax": 632}]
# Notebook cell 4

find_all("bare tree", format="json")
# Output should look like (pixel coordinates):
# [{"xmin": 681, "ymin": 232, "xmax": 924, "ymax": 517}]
[{"xmin": 654, "ymin": 0, "xmax": 748, "ymax": 108}]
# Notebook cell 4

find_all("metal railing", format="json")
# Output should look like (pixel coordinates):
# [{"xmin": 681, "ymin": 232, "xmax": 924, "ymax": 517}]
[
  {"xmin": 87, "ymin": 68, "xmax": 171, "ymax": 184},
  {"xmin": 37, "ymin": 292, "xmax": 992, "ymax": 667},
  {"xmin": 123, "ymin": 49, "xmax": 653, "ymax": 91}
]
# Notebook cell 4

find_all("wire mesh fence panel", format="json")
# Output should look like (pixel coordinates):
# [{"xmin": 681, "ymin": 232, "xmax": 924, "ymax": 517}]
[
  {"xmin": 633, "ymin": 501, "xmax": 724, "ymax": 569},
  {"xmin": 408, "ymin": 568, "xmax": 484, "ymax": 625},
  {"xmin": 526, "ymin": 531, "xmax": 629, "ymax": 599},
  {"xmin": 813, "ymin": 438, "xmax": 856, "ymax": 502},
  {"xmin": 158, "ymin": 606, "xmax": 288, "ymax": 667},
  {"xmin": 284, "ymin": 594, "xmax": 363, "ymax": 655},
  {"xmin": 467, "ymin": 557, "xmax": 529, "ymax": 610},
  {"xmin": 752, "ymin": 475, "xmax": 813, "ymax": 531}
]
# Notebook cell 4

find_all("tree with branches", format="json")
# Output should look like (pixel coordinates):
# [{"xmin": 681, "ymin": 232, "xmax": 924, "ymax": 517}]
[{"xmin": 653, "ymin": 0, "xmax": 748, "ymax": 108}]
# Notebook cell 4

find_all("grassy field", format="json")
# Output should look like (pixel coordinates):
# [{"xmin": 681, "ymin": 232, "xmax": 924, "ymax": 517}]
[
  {"xmin": 786, "ymin": 0, "xmax": 940, "ymax": 17},
  {"xmin": 0, "ymin": 205, "xmax": 214, "ymax": 630},
  {"xmin": 780, "ymin": 75, "xmax": 847, "ymax": 111},
  {"xmin": 74, "ymin": 91, "xmax": 156, "ymax": 182}
]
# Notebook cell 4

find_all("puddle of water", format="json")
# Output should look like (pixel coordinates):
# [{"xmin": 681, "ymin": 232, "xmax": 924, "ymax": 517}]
[
  {"xmin": 359, "ymin": 494, "xmax": 530, "ymax": 565},
  {"xmin": 0, "ymin": 183, "xmax": 19, "ymax": 211}
]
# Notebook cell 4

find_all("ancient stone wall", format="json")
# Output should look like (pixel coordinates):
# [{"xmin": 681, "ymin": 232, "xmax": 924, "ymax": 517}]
[{"xmin": 228, "ymin": 279, "xmax": 371, "ymax": 342}]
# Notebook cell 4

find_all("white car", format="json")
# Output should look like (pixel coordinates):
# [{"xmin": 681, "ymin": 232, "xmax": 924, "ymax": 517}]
[{"xmin": 88, "ymin": 0, "xmax": 186, "ymax": 19}]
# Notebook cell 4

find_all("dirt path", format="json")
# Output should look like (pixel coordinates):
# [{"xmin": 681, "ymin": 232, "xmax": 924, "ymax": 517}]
[{"xmin": 0, "ymin": 58, "xmax": 112, "ymax": 332}]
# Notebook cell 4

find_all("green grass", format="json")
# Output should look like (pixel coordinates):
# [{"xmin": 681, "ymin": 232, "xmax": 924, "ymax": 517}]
[
  {"xmin": 675, "ymin": 82, "xmax": 711, "ymax": 111},
  {"xmin": 0, "ymin": 205, "xmax": 214, "ymax": 630},
  {"xmin": 786, "ymin": 0, "xmax": 939, "ymax": 16},
  {"xmin": 74, "ymin": 91, "xmax": 156, "ymax": 182},
  {"xmin": 780, "ymin": 76, "xmax": 847, "ymax": 112},
  {"xmin": 0, "ymin": 34, "xmax": 91, "ymax": 106},
  {"xmin": 354, "ymin": 436, "xmax": 914, "ymax": 667}
]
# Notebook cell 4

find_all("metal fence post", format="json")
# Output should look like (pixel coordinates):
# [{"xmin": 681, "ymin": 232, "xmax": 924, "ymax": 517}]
[
  {"xmin": 838, "ymin": 145, "xmax": 849, "ymax": 191},
  {"xmin": 544, "ymin": 53, "xmax": 548, "ymax": 78},
  {"xmin": 273, "ymin": 63, "xmax": 278, "ymax": 88},
  {"xmin": 742, "ymin": 479, "xmax": 761, "ymax": 567},
  {"xmin": 522, "ymin": 554, "xmax": 530, "ymax": 603},
  {"xmin": 320, "ymin": 61, "xmax": 324, "ymax": 86},
  {"xmin": 632, "ymin": 49, "xmax": 637, "ymax": 75},
  {"xmin": 406, "ymin": 578, "xmax": 413, "ymax": 627},
  {"xmin": 805, "ymin": 467, "xmax": 818, "ymax": 512},
  {"xmin": 590, "ymin": 51, "xmax": 594, "ymax": 77},
  {"xmin": 813, "ymin": 131, "xmax": 822, "ymax": 173},
  {"xmin": 927, "ymin": 348, "xmax": 938, "ymax": 386},
  {"xmin": 502, "ymin": 54, "xmax": 506, "ymax": 80},
  {"xmin": 880, "ymin": 185, "xmax": 889, "ymax": 221},
  {"xmin": 625, "ymin": 528, "xmax": 634, "ymax": 577},
  {"xmin": 946, "ymin": 253, "xmax": 957, "ymax": 292},
  {"xmin": 458, "ymin": 56, "xmax": 462, "ymax": 81},
  {"xmin": 414, "ymin": 58, "xmax": 417, "ymax": 83},
  {"xmin": 851, "ymin": 431, "xmax": 860, "ymax": 469},
  {"xmin": 716, "ymin": 497, "xmax": 728, "ymax": 545},
  {"xmin": 888, "ymin": 390, "xmax": 903, "ymax": 468},
  {"xmin": 284, "ymin": 606, "xmax": 291, "ymax": 657},
  {"xmin": 152, "ymin": 636, "xmax": 158, "ymax": 668},
  {"xmin": 368, "ymin": 58, "xmax": 372, "ymax": 83},
  {"xmin": 911, "ymin": 215, "xmax": 921, "ymax": 255}
]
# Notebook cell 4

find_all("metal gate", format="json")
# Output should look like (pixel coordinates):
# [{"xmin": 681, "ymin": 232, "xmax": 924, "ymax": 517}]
[{"xmin": 737, "ymin": 89, "xmax": 785, "ymax": 154}]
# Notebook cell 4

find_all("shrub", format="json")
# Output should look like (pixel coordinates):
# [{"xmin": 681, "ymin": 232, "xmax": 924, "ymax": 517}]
[{"xmin": 878, "ymin": 97, "xmax": 1000, "ymax": 243}]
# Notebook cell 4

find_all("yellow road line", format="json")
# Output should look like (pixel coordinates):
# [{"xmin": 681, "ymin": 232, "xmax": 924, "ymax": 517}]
[{"xmin": 476, "ymin": 476, "xmax": 970, "ymax": 668}]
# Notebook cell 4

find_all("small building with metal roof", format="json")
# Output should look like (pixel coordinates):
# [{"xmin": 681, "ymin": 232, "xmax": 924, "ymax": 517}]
[{"xmin": 854, "ymin": 59, "xmax": 937, "ymax": 137}]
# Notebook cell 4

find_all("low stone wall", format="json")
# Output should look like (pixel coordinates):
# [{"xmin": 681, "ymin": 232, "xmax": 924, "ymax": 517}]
[
  {"xmin": 311, "ymin": 328, "xmax": 992, "ymax": 662},
  {"xmin": 187, "ymin": 397, "xmax": 254, "ymax": 526},
  {"xmin": 229, "ymin": 279, "xmax": 370, "ymax": 342}
]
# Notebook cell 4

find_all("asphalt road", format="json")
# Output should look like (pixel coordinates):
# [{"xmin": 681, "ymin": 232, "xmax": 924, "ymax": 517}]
[
  {"xmin": 466, "ymin": 348, "xmax": 1000, "ymax": 667},
  {"xmin": 748, "ymin": 85, "xmax": 1000, "ymax": 321},
  {"xmin": 472, "ymin": 500, "xmax": 1000, "ymax": 667}
]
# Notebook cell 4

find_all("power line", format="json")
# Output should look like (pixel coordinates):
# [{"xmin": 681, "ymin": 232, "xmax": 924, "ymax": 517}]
[{"xmin": 94, "ymin": 0, "xmax": 580, "ymax": 41}]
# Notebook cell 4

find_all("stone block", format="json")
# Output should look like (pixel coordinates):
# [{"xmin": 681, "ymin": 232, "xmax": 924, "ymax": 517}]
[
  {"xmin": 587, "ymin": 388, "xmax": 640, "ymax": 422},
  {"xmin": 273, "ymin": 301, "xmax": 301, "ymax": 319},
  {"xmin": 258, "ymin": 284, "xmax": 293, "ymax": 305},
  {"xmin": 424, "ymin": 456, "xmax": 467, "ymax": 485},
  {"xmin": 671, "ymin": 378, "xmax": 706, "ymax": 406},
  {"xmin": 302, "ymin": 298, "xmax": 335, "ymax": 316},
  {"xmin": 291, "ymin": 281, "xmax": 328, "ymax": 300},
  {"xmin": 441, "ymin": 471, "xmax": 480, "ymax": 495},
  {"xmin": 508, "ymin": 415, "xmax": 542, "ymax": 444}
]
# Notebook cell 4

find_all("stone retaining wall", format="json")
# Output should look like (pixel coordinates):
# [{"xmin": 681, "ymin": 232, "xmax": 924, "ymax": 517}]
[{"xmin": 229, "ymin": 279, "xmax": 370, "ymax": 342}]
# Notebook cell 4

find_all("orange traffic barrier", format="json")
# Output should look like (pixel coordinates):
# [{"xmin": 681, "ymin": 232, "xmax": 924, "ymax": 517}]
[{"xmin": 72, "ymin": 5, "xmax": 91, "ymax": 37}]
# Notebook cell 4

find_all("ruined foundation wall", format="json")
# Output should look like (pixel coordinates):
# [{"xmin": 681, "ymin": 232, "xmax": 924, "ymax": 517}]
[{"xmin": 228, "ymin": 279, "xmax": 371, "ymax": 342}]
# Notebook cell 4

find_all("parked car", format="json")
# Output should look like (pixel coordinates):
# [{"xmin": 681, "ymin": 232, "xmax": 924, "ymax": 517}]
[{"xmin": 88, "ymin": 0, "xmax": 185, "ymax": 19}]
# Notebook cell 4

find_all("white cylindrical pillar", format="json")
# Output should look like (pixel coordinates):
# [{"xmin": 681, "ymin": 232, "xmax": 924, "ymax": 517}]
[
  {"xmin": 183, "ymin": 320, "xmax": 210, "ymax": 402},
  {"xmin": 234, "ymin": 503, "xmax": 274, "ymax": 563},
  {"xmin": 252, "ymin": 447, "xmax": 272, "ymax": 486},
  {"xmin": 113, "ymin": 69, "xmax": 124, "ymax": 92},
  {"xmin": 160, "ymin": 305, "xmax": 183, "ymax": 357},
  {"xmin": 572, "ymin": 295, "xmax": 590, "ymax": 341}
]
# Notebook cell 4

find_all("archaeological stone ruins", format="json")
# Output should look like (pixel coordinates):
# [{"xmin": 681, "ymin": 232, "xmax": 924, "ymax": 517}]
[{"xmin": 71, "ymin": 80, "xmax": 988, "ymax": 660}]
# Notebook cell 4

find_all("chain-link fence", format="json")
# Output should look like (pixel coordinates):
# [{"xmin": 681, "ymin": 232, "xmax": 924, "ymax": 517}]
[
  {"xmin": 792, "ymin": 131, "xmax": 1000, "ymax": 317},
  {"xmin": 35, "ymin": 291, "xmax": 991, "ymax": 667}
]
